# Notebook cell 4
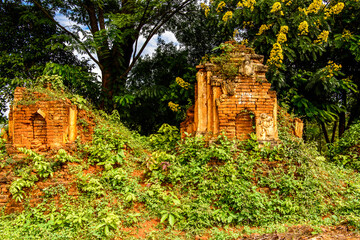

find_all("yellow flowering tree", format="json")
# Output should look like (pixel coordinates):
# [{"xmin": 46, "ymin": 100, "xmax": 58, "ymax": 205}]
[{"xmin": 204, "ymin": 0, "xmax": 360, "ymax": 141}]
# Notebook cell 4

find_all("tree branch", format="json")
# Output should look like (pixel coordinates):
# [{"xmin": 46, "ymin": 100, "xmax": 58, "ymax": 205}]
[
  {"xmin": 132, "ymin": 0, "xmax": 152, "ymax": 60},
  {"xmin": 31, "ymin": 0, "xmax": 101, "ymax": 68},
  {"xmin": 121, "ymin": 0, "xmax": 194, "ymax": 79},
  {"xmin": 331, "ymin": 120, "xmax": 337, "ymax": 143}
]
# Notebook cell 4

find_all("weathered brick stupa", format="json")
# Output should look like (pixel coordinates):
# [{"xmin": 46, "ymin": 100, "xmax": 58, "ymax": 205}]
[
  {"xmin": 7, "ymin": 87, "xmax": 83, "ymax": 151},
  {"xmin": 181, "ymin": 42, "xmax": 302, "ymax": 142}
]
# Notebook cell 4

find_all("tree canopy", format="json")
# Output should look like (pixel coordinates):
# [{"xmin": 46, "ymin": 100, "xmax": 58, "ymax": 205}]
[
  {"xmin": 0, "ymin": 1, "xmax": 98, "ymax": 123},
  {"xmin": 205, "ymin": 0, "xmax": 360, "ymax": 141},
  {"xmin": 29, "ymin": 0, "xmax": 195, "ymax": 107}
]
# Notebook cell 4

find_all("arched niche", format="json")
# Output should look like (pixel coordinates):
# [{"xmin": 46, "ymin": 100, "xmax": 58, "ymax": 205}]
[
  {"xmin": 32, "ymin": 112, "xmax": 47, "ymax": 144},
  {"xmin": 235, "ymin": 110, "xmax": 255, "ymax": 140}
]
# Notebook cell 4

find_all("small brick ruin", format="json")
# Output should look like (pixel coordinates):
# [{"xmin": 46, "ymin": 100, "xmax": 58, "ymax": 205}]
[
  {"xmin": 0, "ymin": 87, "xmax": 96, "ymax": 212},
  {"xmin": 6, "ymin": 87, "xmax": 94, "ymax": 151},
  {"xmin": 181, "ymin": 42, "xmax": 303, "ymax": 142},
  {"xmin": 7, "ymin": 87, "xmax": 78, "ymax": 151}
]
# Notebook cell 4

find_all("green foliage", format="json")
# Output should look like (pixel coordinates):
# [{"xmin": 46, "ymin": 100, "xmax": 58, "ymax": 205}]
[
  {"xmin": 0, "ymin": 1, "xmax": 91, "ymax": 122},
  {"xmin": 3, "ymin": 101, "xmax": 360, "ymax": 238},
  {"xmin": 42, "ymin": 62, "xmax": 101, "ymax": 105},
  {"xmin": 0, "ymin": 138, "xmax": 8, "ymax": 162},
  {"xmin": 35, "ymin": 75, "xmax": 66, "ymax": 91},
  {"xmin": 142, "ymin": 132, "xmax": 360, "ymax": 231},
  {"xmin": 9, "ymin": 148, "xmax": 84, "ymax": 202},
  {"xmin": 208, "ymin": 0, "xmax": 360, "ymax": 137},
  {"xmin": 95, "ymin": 207, "xmax": 121, "ymax": 237},
  {"xmin": 123, "ymin": 42, "xmax": 197, "ymax": 134},
  {"xmin": 149, "ymin": 123, "xmax": 180, "ymax": 151},
  {"xmin": 18, "ymin": 148, "xmax": 55, "ymax": 178},
  {"xmin": 55, "ymin": 149, "xmax": 80, "ymax": 163},
  {"xmin": 0, "ymin": 195, "xmax": 125, "ymax": 239},
  {"xmin": 328, "ymin": 122, "xmax": 360, "ymax": 170},
  {"xmin": 77, "ymin": 174, "xmax": 105, "ymax": 197},
  {"xmin": 9, "ymin": 174, "xmax": 38, "ymax": 203},
  {"xmin": 121, "ymin": 3, "xmax": 235, "ymax": 134},
  {"xmin": 211, "ymin": 42, "xmax": 241, "ymax": 80}
]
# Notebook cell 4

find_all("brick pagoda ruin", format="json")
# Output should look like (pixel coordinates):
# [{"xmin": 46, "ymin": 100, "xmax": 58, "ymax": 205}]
[
  {"xmin": 7, "ymin": 87, "xmax": 79, "ymax": 151},
  {"xmin": 181, "ymin": 42, "xmax": 303, "ymax": 142}
]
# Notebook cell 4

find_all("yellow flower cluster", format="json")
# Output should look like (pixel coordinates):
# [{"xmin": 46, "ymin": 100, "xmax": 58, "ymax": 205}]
[
  {"xmin": 325, "ymin": 61, "xmax": 342, "ymax": 78},
  {"xmin": 217, "ymin": 1, "xmax": 226, "ymax": 12},
  {"xmin": 240, "ymin": 39, "xmax": 249, "ymax": 45},
  {"xmin": 267, "ymin": 26, "xmax": 287, "ymax": 67},
  {"xmin": 324, "ymin": 2, "xmax": 345, "ymax": 18},
  {"xmin": 268, "ymin": 42, "xmax": 283, "ymax": 68},
  {"xmin": 243, "ymin": 21, "xmax": 254, "ymax": 27},
  {"xmin": 342, "ymin": 29, "xmax": 352, "ymax": 40},
  {"xmin": 237, "ymin": 0, "xmax": 256, "ymax": 11},
  {"xmin": 276, "ymin": 25, "xmax": 289, "ymax": 43},
  {"xmin": 270, "ymin": 2, "xmax": 281, "ymax": 13},
  {"xmin": 298, "ymin": 7, "xmax": 308, "ymax": 15},
  {"xmin": 298, "ymin": 21, "xmax": 309, "ymax": 35},
  {"xmin": 280, "ymin": 0, "xmax": 292, "ymax": 5},
  {"xmin": 279, "ymin": 25, "xmax": 289, "ymax": 33},
  {"xmin": 176, "ymin": 77, "xmax": 190, "ymax": 89},
  {"xmin": 314, "ymin": 30, "xmax": 329, "ymax": 43},
  {"xmin": 222, "ymin": 11, "xmax": 233, "ymax": 22},
  {"xmin": 285, "ymin": 0, "xmax": 292, "ymax": 6},
  {"xmin": 256, "ymin": 24, "xmax": 272, "ymax": 35},
  {"xmin": 201, "ymin": 3, "xmax": 210, "ymax": 17},
  {"xmin": 277, "ymin": 32, "xmax": 287, "ymax": 43},
  {"xmin": 168, "ymin": 101, "xmax": 180, "ymax": 112},
  {"xmin": 307, "ymin": 0, "xmax": 323, "ymax": 14}
]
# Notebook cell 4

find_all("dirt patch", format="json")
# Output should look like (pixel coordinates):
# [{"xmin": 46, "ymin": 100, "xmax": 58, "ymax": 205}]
[{"xmin": 120, "ymin": 218, "xmax": 160, "ymax": 239}]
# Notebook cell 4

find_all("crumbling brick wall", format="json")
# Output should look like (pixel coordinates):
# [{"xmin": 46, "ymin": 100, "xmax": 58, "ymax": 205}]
[
  {"xmin": 1, "ymin": 86, "xmax": 97, "ymax": 213},
  {"xmin": 181, "ymin": 43, "xmax": 280, "ymax": 142},
  {"xmin": 7, "ymin": 87, "xmax": 79, "ymax": 151},
  {"xmin": 4, "ymin": 87, "xmax": 96, "ymax": 153}
]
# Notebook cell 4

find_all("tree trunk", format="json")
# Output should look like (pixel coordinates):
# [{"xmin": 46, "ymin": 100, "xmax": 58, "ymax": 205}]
[
  {"xmin": 331, "ymin": 120, "xmax": 337, "ymax": 143},
  {"xmin": 320, "ymin": 121, "xmax": 330, "ymax": 144},
  {"xmin": 83, "ymin": 1, "xmax": 136, "ymax": 107},
  {"xmin": 338, "ymin": 90, "xmax": 347, "ymax": 138},
  {"xmin": 339, "ymin": 112, "xmax": 345, "ymax": 138}
]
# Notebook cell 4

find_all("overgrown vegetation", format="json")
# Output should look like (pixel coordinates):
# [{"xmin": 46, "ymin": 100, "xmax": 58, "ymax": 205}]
[
  {"xmin": 328, "ymin": 121, "xmax": 360, "ymax": 171},
  {"xmin": 1, "ymin": 105, "xmax": 360, "ymax": 239}
]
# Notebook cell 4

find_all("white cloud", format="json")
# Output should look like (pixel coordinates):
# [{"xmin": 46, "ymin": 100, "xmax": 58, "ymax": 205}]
[
  {"xmin": 54, "ymin": 14, "xmax": 81, "ymax": 31},
  {"xmin": 161, "ymin": 31, "xmax": 178, "ymax": 44},
  {"xmin": 134, "ymin": 31, "xmax": 178, "ymax": 57}
]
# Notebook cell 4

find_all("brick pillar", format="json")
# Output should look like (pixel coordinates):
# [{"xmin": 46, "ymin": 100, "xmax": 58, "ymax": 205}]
[
  {"xmin": 213, "ymin": 87, "xmax": 221, "ymax": 135},
  {"xmin": 272, "ymin": 98, "xmax": 278, "ymax": 140},
  {"xmin": 8, "ymin": 106, "xmax": 14, "ymax": 143},
  {"xmin": 68, "ymin": 106, "xmax": 77, "ymax": 142},
  {"xmin": 194, "ymin": 82, "xmax": 198, "ymax": 131},
  {"xmin": 206, "ymin": 70, "xmax": 213, "ymax": 134},
  {"xmin": 196, "ymin": 69, "xmax": 207, "ymax": 134}
]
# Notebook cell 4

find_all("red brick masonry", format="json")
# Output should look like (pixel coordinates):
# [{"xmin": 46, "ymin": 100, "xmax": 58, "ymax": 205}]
[{"xmin": 181, "ymin": 43, "xmax": 303, "ymax": 141}]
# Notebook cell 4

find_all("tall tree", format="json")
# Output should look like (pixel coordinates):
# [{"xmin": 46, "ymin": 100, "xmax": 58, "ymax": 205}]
[{"xmin": 31, "ymin": 0, "xmax": 195, "ymax": 107}]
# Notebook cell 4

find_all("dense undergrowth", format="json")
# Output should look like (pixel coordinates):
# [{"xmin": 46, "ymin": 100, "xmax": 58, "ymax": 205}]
[
  {"xmin": 1, "ymin": 107, "xmax": 360, "ymax": 239},
  {"xmin": 328, "ymin": 122, "xmax": 360, "ymax": 171}
]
